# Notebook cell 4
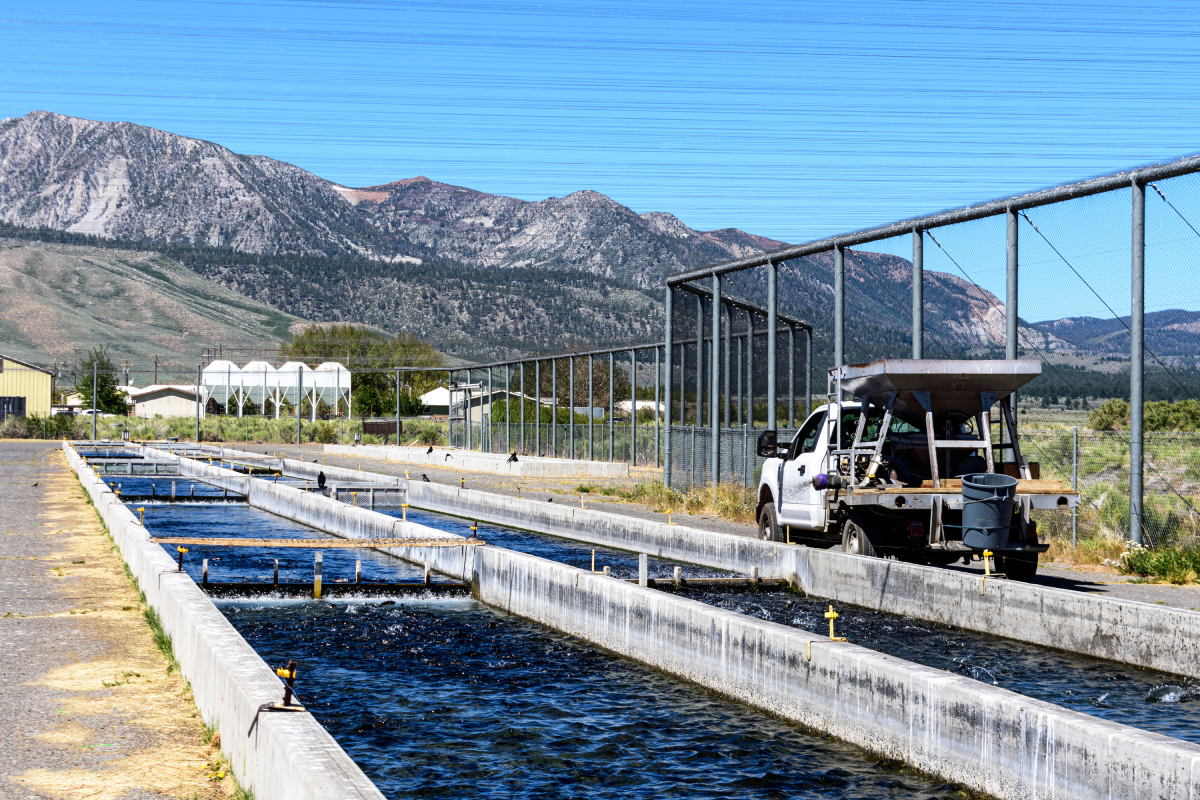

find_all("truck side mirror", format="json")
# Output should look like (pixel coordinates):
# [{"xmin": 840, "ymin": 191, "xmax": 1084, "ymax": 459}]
[{"xmin": 756, "ymin": 430, "xmax": 778, "ymax": 458}]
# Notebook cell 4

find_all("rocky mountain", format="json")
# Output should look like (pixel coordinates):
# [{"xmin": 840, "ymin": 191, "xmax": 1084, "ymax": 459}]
[
  {"xmin": 0, "ymin": 110, "xmax": 1084, "ymax": 362},
  {"xmin": 1029, "ymin": 311, "xmax": 1200, "ymax": 365}
]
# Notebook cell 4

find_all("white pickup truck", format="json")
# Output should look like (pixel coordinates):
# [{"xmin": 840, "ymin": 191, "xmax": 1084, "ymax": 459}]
[{"xmin": 754, "ymin": 359, "xmax": 1080, "ymax": 581}]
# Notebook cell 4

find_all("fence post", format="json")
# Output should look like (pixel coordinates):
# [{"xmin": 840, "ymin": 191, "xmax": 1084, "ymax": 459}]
[
  {"xmin": 631, "ymin": 348, "xmax": 637, "ymax": 466},
  {"xmin": 535, "ymin": 360, "xmax": 541, "ymax": 456},
  {"xmin": 551, "ymin": 358, "xmax": 557, "ymax": 458},
  {"xmin": 834, "ymin": 245, "xmax": 845, "ymax": 369},
  {"xmin": 466, "ymin": 369, "xmax": 472, "ymax": 453},
  {"xmin": 746, "ymin": 309, "xmax": 754, "ymax": 429},
  {"xmin": 506, "ymin": 364, "xmax": 511, "ymax": 455},
  {"xmin": 588, "ymin": 355, "xmax": 594, "ymax": 461},
  {"xmin": 395, "ymin": 369, "xmax": 401, "ymax": 445},
  {"xmin": 766, "ymin": 260, "xmax": 777, "ymax": 431},
  {"xmin": 663, "ymin": 287, "xmax": 673, "ymax": 484},
  {"xmin": 608, "ymin": 353, "xmax": 614, "ymax": 462},
  {"xmin": 520, "ymin": 362, "xmax": 525, "ymax": 454},
  {"xmin": 569, "ymin": 357, "xmax": 575, "ymax": 460},
  {"xmin": 1006, "ymin": 209, "xmax": 1019, "ymax": 430},
  {"xmin": 1072, "ymin": 426, "xmax": 1078, "ymax": 548},
  {"xmin": 805, "ymin": 326, "xmax": 813, "ymax": 418},
  {"xmin": 913, "ymin": 229, "xmax": 924, "ymax": 359},
  {"xmin": 488, "ymin": 366, "xmax": 493, "ymax": 453},
  {"xmin": 1130, "ymin": 180, "xmax": 1145, "ymax": 545},
  {"xmin": 724, "ymin": 301, "xmax": 732, "ymax": 430},
  {"xmin": 788, "ymin": 324, "xmax": 795, "ymax": 428},
  {"xmin": 654, "ymin": 346, "xmax": 661, "ymax": 470},
  {"xmin": 193, "ymin": 364, "xmax": 199, "ymax": 443},
  {"xmin": 696, "ymin": 293, "xmax": 704, "ymax": 432},
  {"xmin": 711, "ymin": 274, "xmax": 722, "ymax": 494},
  {"xmin": 447, "ymin": 370, "xmax": 453, "ymax": 448}
]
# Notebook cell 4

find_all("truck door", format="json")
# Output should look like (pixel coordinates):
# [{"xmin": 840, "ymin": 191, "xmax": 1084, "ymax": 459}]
[{"xmin": 779, "ymin": 410, "xmax": 827, "ymax": 528}]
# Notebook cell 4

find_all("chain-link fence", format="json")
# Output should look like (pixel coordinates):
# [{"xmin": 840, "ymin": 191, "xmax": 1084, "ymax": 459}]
[
  {"xmin": 664, "ymin": 159, "xmax": 1200, "ymax": 548},
  {"xmin": 448, "ymin": 420, "xmax": 662, "ymax": 467}
]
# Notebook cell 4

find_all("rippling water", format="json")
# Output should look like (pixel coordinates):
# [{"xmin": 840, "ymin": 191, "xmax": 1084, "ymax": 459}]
[
  {"xmin": 689, "ymin": 589, "xmax": 1200, "ymax": 743},
  {"xmin": 102, "ymin": 476, "xmax": 230, "ymax": 497},
  {"xmin": 221, "ymin": 596, "xmax": 965, "ymax": 799},
  {"xmin": 380, "ymin": 507, "xmax": 734, "ymax": 580},
  {"xmin": 141, "ymin": 505, "xmax": 432, "ymax": 584}
]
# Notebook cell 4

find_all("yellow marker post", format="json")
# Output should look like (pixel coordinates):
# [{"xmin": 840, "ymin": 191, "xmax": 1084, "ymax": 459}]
[
  {"xmin": 460, "ymin": 477, "xmax": 465, "ymax": 489},
  {"xmin": 351, "ymin": 492, "xmax": 358, "ymax": 507},
  {"xmin": 137, "ymin": 507, "xmax": 145, "ymax": 526},
  {"xmin": 401, "ymin": 503, "xmax": 408, "ymax": 521},
  {"xmin": 824, "ymin": 605, "xmax": 846, "ymax": 641}
]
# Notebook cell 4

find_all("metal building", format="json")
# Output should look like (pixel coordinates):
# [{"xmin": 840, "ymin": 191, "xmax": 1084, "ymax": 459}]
[{"xmin": 0, "ymin": 354, "xmax": 53, "ymax": 418}]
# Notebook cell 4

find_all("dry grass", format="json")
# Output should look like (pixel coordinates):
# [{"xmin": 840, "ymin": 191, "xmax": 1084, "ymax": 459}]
[
  {"xmin": 9, "ymin": 451, "xmax": 236, "ymax": 800},
  {"xmin": 608, "ymin": 480, "xmax": 757, "ymax": 526}
]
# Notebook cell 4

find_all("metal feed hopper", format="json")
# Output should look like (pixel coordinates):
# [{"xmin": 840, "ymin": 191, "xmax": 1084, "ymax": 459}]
[{"xmin": 834, "ymin": 359, "xmax": 1041, "ymax": 426}]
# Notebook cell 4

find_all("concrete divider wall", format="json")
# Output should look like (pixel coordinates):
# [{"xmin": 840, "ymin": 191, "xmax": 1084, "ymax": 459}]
[
  {"xmin": 140, "ymin": 446, "xmax": 476, "ymax": 583},
  {"xmin": 139, "ymin": 448, "xmax": 1200, "ymax": 799},
  {"xmin": 324, "ymin": 443, "xmax": 630, "ymax": 478},
  {"xmin": 401, "ymin": 478, "xmax": 1200, "ymax": 680},
  {"xmin": 475, "ymin": 544, "xmax": 1200, "ymax": 800},
  {"xmin": 63, "ymin": 445, "xmax": 385, "ymax": 800}
]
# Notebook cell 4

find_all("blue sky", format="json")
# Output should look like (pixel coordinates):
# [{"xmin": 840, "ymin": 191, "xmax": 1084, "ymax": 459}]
[{"xmin": 2, "ymin": 0, "xmax": 1199, "ymax": 321}]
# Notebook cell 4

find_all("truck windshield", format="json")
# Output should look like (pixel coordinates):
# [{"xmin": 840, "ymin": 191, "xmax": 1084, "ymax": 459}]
[{"xmin": 829, "ymin": 406, "xmax": 923, "ymax": 448}]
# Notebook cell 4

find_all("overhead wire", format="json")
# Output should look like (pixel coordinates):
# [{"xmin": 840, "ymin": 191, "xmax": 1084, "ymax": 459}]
[
  {"xmin": 1018, "ymin": 211, "xmax": 1198, "ymax": 403},
  {"xmin": 925, "ymin": 230, "xmax": 1199, "ymax": 544},
  {"xmin": 843, "ymin": 247, "xmax": 954, "ymax": 359}
]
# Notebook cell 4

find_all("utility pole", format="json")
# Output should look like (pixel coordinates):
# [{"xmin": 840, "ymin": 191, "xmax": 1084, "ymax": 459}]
[{"xmin": 153, "ymin": 354, "xmax": 159, "ymax": 386}]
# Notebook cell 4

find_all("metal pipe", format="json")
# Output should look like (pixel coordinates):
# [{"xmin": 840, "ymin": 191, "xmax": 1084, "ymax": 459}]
[
  {"xmin": 666, "ymin": 153, "xmax": 1200, "ymax": 286},
  {"xmin": 654, "ymin": 345, "xmax": 661, "ymax": 469},
  {"xmin": 488, "ymin": 366, "xmax": 493, "ymax": 453},
  {"xmin": 788, "ymin": 324, "xmax": 795, "ymax": 428},
  {"xmin": 723, "ymin": 300, "xmax": 731, "ymax": 430},
  {"xmin": 466, "ymin": 369, "xmax": 472, "ymax": 452},
  {"xmin": 729, "ymin": 331, "xmax": 739, "ymax": 431},
  {"xmin": 805, "ymin": 327, "xmax": 813, "ymax": 417},
  {"xmin": 675, "ymin": 283, "xmax": 811, "ymax": 331},
  {"xmin": 551, "ymin": 358, "xmax": 557, "ymax": 458},
  {"xmin": 506, "ymin": 364, "xmax": 511, "ymax": 455},
  {"xmin": 296, "ymin": 366, "xmax": 303, "ymax": 445},
  {"xmin": 912, "ymin": 229, "xmax": 924, "ymax": 359},
  {"xmin": 767, "ymin": 258, "xmax": 778, "ymax": 431},
  {"xmin": 569, "ymin": 357, "xmax": 575, "ymax": 460},
  {"xmin": 678, "ymin": 342, "xmax": 685, "ymax": 426},
  {"xmin": 1006, "ymin": 209, "xmax": 1019, "ymax": 428},
  {"xmin": 695, "ymin": 294, "xmax": 704, "ymax": 430},
  {"xmin": 663, "ymin": 288, "xmax": 673, "ymax": 484},
  {"xmin": 1072, "ymin": 425, "xmax": 1079, "ymax": 548},
  {"xmin": 711, "ymin": 274, "xmax": 721, "ymax": 491},
  {"xmin": 631, "ymin": 349, "xmax": 637, "ymax": 466},
  {"xmin": 395, "ymin": 369, "xmax": 401, "ymax": 445},
  {"xmin": 833, "ymin": 246, "xmax": 845, "ymax": 370},
  {"xmin": 588, "ymin": 355, "xmax": 594, "ymax": 461},
  {"xmin": 746, "ymin": 310, "xmax": 754, "ymax": 429},
  {"xmin": 194, "ymin": 364, "xmax": 199, "ymax": 443},
  {"xmin": 608, "ymin": 354, "xmax": 614, "ymax": 462},
  {"xmin": 1130, "ymin": 180, "xmax": 1145, "ymax": 545},
  {"xmin": 447, "ymin": 370, "xmax": 453, "ymax": 447},
  {"xmin": 520, "ymin": 363, "xmax": 525, "ymax": 454},
  {"xmin": 535, "ymin": 360, "xmax": 541, "ymax": 456}
]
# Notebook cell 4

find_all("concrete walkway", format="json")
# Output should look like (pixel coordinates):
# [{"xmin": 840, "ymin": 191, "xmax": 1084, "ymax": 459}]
[{"xmin": 0, "ymin": 441, "xmax": 231, "ymax": 800}]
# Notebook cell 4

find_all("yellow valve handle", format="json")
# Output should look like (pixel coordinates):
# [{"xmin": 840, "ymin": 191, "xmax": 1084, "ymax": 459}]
[
  {"xmin": 276, "ymin": 668, "xmax": 295, "ymax": 679},
  {"xmin": 177, "ymin": 547, "xmax": 188, "ymax": 554}
]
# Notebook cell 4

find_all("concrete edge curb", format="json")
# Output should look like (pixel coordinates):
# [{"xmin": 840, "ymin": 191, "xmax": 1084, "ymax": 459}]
[{"xmin": 65, "ymin": 444, "xmax": 385, "ymax": 800}]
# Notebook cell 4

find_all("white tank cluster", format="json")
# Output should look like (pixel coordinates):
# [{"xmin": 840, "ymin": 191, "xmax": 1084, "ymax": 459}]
[{"xmin": 202, "ymin": 360, "xmax": 352, "ymax": 420}]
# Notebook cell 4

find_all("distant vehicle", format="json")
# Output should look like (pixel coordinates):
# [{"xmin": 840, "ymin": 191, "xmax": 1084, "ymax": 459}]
[
  {"xmin": 78, "ymin": 409, "xmax": 117, "ymax": 418},
  {"xmin": 754, "ymin": 359, "xmax": 1081, "ymax": 581}
]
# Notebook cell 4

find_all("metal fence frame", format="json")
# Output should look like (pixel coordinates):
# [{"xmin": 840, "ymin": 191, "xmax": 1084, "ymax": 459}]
[{"xmin": 665, "ymin": 153, "xmax": 1200, "ymax": 545}]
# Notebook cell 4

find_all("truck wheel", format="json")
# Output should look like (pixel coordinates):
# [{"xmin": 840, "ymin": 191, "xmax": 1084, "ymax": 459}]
[
  {"xmin": 841, "ymin": 517, "xmax": 877, "ymax": 557},
  {"xmin": 999, "ymin": 552, "xmax": 1038, "ymax": 582},
  {"xmin": 758, "ymin": 504, "xmax": 782, "ymax": 542}
]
